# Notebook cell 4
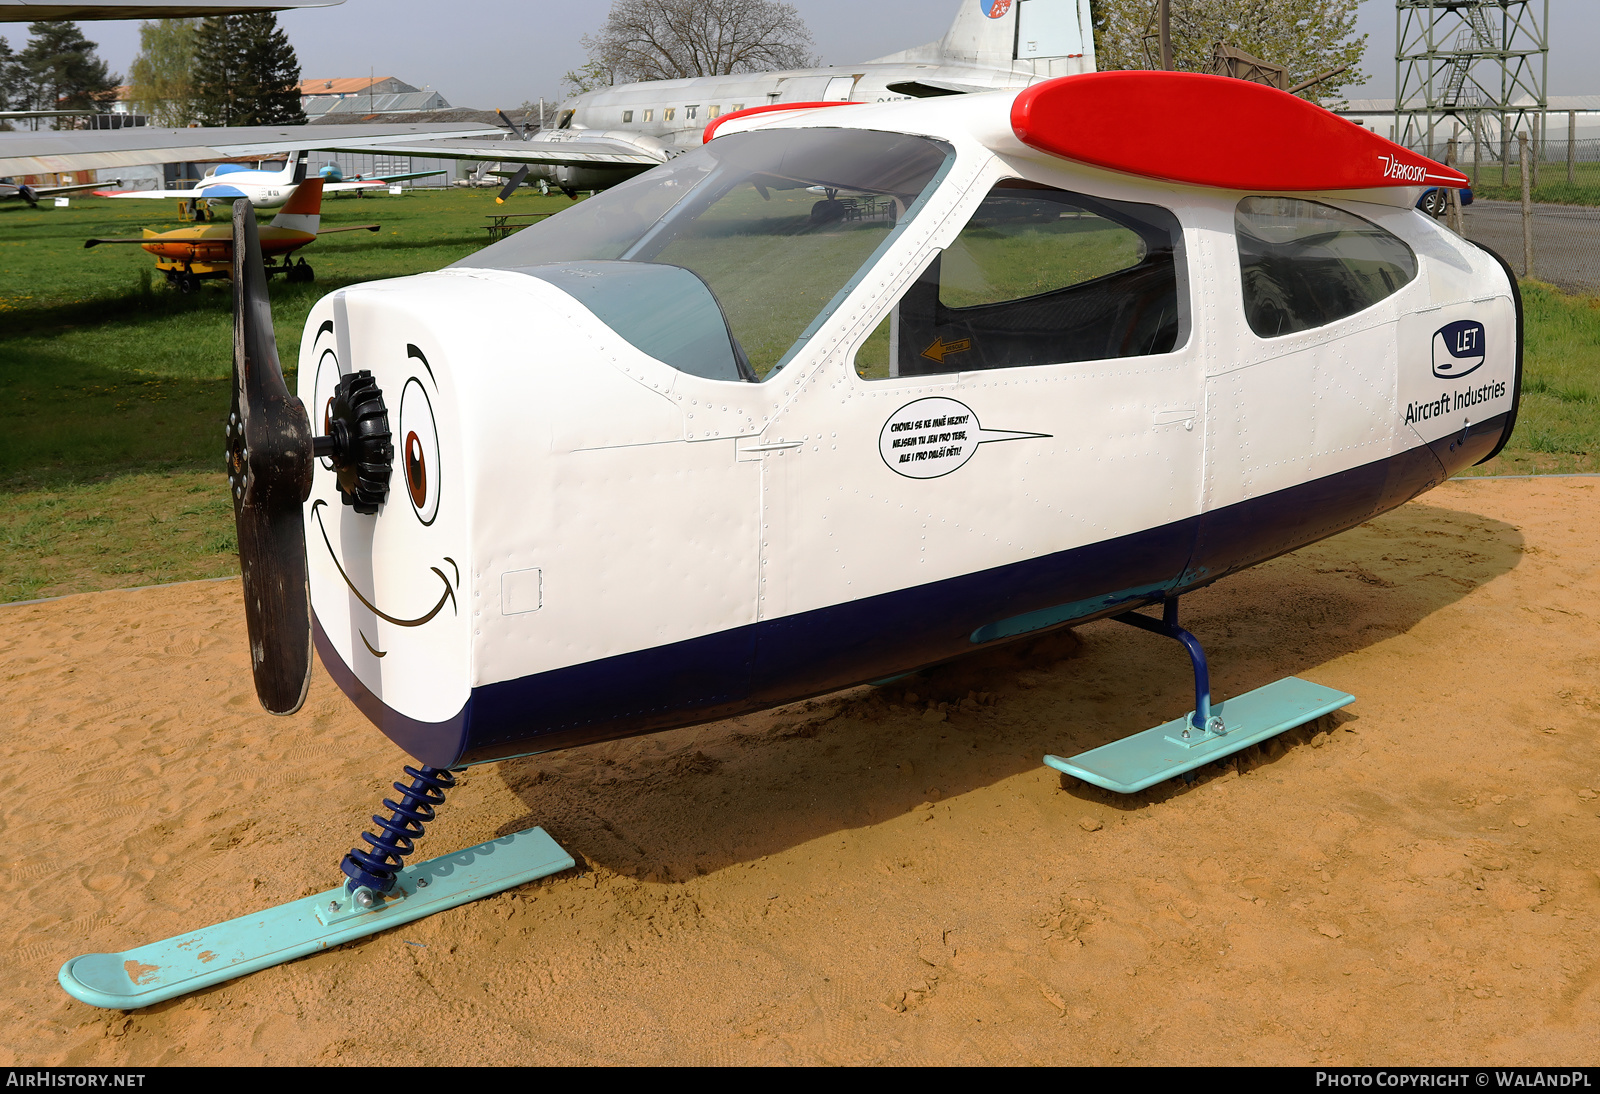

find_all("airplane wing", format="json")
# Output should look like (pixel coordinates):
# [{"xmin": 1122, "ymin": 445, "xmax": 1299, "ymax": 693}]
[
  {"xmin": 29, "ymin": 178, "xmax": 119, "ymax": 197},
  {"xmin": 2, "ymin": 2, "xmax": 340, "ymax": 19},
  {"xmin": 364, "ymin": 169, "xmax": 447, "ymax": 183},
  {"xmin": 316, "ymin": 135, "xmax": 668, "ymax": 171},
  {"xmin": 323, "ymin": 169, "xmax": 446, "ymax": 193},
  {"xmin": 0, "ymin": 123, "xmax": 500, "ymax": 177},
  {"xmin": 0, "ymin": 109, "xmax": 90, "ymax": 120},
  {"xmin": 96, "ymin": 187, "xmax": 211, "ymax": 199}
]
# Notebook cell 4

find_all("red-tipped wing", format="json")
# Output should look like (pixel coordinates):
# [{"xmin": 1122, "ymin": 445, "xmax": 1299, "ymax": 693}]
[{"xmin": 1011, "ymin": 72, "xmax": 1469, "ymax": 191}]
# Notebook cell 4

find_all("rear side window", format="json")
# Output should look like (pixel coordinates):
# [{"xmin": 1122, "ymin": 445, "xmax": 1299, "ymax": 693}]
[
  {"xmin": 1236, "ymin": 197, "xmax": 1417, "ymax": 338},
  {"xmin": 855, "ymin": 183, "xmax": 1188, "ymax": 380}
]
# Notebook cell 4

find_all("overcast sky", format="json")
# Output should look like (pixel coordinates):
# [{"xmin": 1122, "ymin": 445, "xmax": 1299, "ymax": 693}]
[{"xmin": 23, "ymin": 0, "xmax": 1600, "ymax": 110}]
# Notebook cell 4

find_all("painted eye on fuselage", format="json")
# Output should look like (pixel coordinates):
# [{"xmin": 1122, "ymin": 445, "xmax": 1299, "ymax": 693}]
[
  {"xmin": 405, "ymin": 430, "xmax": 427, "ymax": 507},
  {"xmin": 398, "ymin": 376, "xmax": 440, "ymax": 525}
]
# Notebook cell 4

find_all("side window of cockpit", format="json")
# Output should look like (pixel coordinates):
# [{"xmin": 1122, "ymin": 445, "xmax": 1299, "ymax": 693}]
[
  {"xmin": 854, "ymin": 183, "xmax": 1188, "ymax": 380},
  {"xmin": 1235, "ymin": 197, "xmax": 1417, "ymax": 339}
]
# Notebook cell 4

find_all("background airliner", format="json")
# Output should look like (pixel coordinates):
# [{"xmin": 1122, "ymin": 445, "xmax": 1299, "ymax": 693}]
[{"xmin": 321, "ymin": 0, "xmax": 1097, "ymax": 196}]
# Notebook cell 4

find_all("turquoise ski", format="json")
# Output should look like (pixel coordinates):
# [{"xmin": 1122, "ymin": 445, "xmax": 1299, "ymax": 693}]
[
  {"xmin": 59, "ymin": 826, "xmax": 573, "ymax": 1009},
  {"xmin": 1045, "ymin": 677, "xmax": 1354, "ymax": 794}
]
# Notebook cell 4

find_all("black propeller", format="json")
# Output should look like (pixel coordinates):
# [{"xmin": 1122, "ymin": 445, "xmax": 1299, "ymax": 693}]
[
  {"xmin": 225, "ymin": 200, "xmax": 393, "ymax": 715},
  {"xmin": 226, "ymin": 199, "xmax": 316, "ymax": 715},
  {"xmin": 496, "ymin": 107, "xmax": 531, "ymax": 139},
  {"xmin": 493, "ymin": 108, "xmax": 534, "ymax": 204},
  {"xmin": 495, "ymin": 165, "xmax": 530, "ymax": 204}
]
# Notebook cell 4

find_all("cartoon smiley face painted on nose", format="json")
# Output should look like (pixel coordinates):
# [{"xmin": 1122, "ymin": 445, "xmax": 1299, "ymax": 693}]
[{"xmin": 302, "ymin": 313, "xmax": 468, "ymax": 725}]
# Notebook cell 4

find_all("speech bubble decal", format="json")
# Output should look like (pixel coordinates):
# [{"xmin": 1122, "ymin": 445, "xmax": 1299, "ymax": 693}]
[{"xmin": 880, "ymin": 397, "xmax": 1049, "ymax": 479}]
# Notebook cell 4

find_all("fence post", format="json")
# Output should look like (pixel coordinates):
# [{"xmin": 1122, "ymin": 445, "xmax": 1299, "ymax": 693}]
[
  {"xmin": 1519, "ymin": 132, "xmax": 1533, "ymax": 279},
  {"xmin": 1500, "ymin": 114, "xmax": 1509, "ymax": 188},
  {"xmin": 1473, "ymin": 118, "xmax": 1482, "ymax": 186},
  {"xmin": 1531, "ymin": 113, "xmax": 1539, "ymax": 189},
  {"xmin": 1569, "ymin": 110, "xmax": 1577, "ymax": 185},
  {"xmin": 1445, "ymin": 138, "xmax": 1463, "ymax": 234}
]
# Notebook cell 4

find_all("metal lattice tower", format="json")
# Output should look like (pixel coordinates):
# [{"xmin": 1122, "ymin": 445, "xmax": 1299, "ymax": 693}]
[{"xmin": 1394, "ymin": 0, "xmax": 1548, "ymax": 161}]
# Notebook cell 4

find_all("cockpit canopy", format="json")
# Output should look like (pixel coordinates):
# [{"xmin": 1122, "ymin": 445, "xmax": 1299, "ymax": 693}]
[{"xmin": 455, "ymin": 128, "xmax": 954, "ymax": 382}]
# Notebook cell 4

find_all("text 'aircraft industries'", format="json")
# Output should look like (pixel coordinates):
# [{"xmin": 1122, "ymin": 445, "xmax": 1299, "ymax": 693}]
[
  {"xmin": 83, "ymin": 177, "xmax": 376, "ymax": 290},
  {"xmin": 323, "ymin": 0, "xmax": 1099, "ymax": 200},
  {"xmin": 55, "ymin": 68, "xmax": 1518, "ymax": 1012},
  {"xmin": 97, "ymin": 152, "xmax": 442, "ymax": 212}
]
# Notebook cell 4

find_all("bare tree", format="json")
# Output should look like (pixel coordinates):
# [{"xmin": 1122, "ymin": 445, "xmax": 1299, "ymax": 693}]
[{"xmin": 579, "ymin": 0, "xmax": 817, "ymax": 86}]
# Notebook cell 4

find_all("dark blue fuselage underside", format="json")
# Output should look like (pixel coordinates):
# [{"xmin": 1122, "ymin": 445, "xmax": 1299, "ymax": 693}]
[{"xmin": 313, "ymin": 415, "xmax": 1508, "ymax": 769}]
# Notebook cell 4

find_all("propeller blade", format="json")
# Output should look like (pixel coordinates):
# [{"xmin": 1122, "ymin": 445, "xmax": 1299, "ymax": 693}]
[
  {"xmin": 495, "ymin": 165, "xmax": 530, "ymax": 205},
  {"xmin": 496, "ymin": 108, "xmax": 527, "ymax": 139},
  {"xmin": 227, "ymin": 199, "xmax": 316, "ymax": 716}
]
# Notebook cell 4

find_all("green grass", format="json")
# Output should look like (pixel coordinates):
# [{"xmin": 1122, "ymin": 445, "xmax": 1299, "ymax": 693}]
[
  {"xmin": 0, "ymin": 187, "xmax": 576, "ymax": 600},
  {"xmin": 1461, "ymin": 279, "xmax": 1600, "ymax": 476},
  {"xmin": 0, "ymin": 189, "xmax": 1595, "ymax": 602},
  {"xmin": 1464, "ymin": 157, "xmax": 1600, "ymax": 204}
]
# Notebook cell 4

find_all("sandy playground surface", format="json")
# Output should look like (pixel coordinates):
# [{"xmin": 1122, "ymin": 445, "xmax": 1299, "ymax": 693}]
[{"xmin": 0, "ymin": 477, "xmax": 1596, "ymax": 1066}]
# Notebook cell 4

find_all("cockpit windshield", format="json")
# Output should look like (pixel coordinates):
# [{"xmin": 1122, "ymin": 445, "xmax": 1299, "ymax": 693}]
[{"xmin": 455, "ymin": 128, "xmax": 954, "ymax": 380}]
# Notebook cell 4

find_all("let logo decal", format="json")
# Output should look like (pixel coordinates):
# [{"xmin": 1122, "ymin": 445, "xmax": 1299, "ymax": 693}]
[{"xmin": 1432, "ymin": 320, "xmax": 1486, "ymax": 379}]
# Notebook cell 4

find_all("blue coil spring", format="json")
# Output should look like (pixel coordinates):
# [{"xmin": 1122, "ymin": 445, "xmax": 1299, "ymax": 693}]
[{"xmin": 340, "ymin": 765, "xmax": 457, "ymax": 894}]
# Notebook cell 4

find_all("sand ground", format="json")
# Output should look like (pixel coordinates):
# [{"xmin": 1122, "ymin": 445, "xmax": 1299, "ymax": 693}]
[{"xmin": 0, "ymin": 478, "xmax": 1596, "ymax": 1066}]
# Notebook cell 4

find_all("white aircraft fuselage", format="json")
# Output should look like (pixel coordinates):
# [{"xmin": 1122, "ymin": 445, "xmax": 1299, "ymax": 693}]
[
  {"xmin": 296, "ymin": 74, "xmax": 1515, "ymax": 770},
  {"xmin": 100, "ymin": 156, "xmax": 306, "ymax": 209}
]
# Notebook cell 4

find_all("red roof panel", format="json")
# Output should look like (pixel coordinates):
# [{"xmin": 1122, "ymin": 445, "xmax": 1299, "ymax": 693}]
[{"xmin": 1011, "ymin": 73, "xmax": 1470, "ymax": 191}]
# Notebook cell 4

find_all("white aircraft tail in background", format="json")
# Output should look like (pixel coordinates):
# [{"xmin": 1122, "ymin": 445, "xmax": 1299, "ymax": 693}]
[
  {"xmin": 874, "ymin": 0, "xmax": 1094, "ymax": 78},
  {"xmin": 325, "ymin": 0, "xmax": 1098, "ymax": 197}
]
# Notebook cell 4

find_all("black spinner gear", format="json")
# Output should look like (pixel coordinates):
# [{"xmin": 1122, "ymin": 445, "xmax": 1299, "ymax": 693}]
[{"xmin": 326, "ymin": 370, "xmax": 392, "ymax": 514}]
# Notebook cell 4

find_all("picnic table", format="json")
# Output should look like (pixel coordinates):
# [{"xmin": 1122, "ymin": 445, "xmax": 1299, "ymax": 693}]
[{"xmin": 484, "ymin": 212, "xmax": 554, "ymax": 241}]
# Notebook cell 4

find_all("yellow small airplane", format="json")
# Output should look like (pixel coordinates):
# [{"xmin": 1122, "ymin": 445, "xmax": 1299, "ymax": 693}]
[{"xmin": 84, "ymin": 178, "xmax": 378, "ymax": 292}]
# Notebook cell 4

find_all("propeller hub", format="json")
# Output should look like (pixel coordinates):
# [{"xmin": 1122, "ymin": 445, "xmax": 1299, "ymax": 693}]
[{"xmin": 318, "ymin": 371, "xmax": 392, "ymax": 515}]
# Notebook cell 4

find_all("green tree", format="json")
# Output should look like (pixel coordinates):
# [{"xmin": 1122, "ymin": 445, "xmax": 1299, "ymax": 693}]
[
  {"xmin": 191, "ymin": 12, "xmax": 304, "ymax": 126},
  {"xmin": 561, "ymin": 58, "xmax": 615, "ymax": 96},
  {"xmin": 128, "ymin": 19, "xmax": 199, "ymax": 126},
  {"xmin": 16, "ymin": 21, "xmax": 118, "ymax": 124},
  {"xmin": 0, "ymin": 36, "xmax": 16, "ymax": 120},
  {"xmin": 1093, "ymin": 0, "xmax": 1365, "ymax": 103}
]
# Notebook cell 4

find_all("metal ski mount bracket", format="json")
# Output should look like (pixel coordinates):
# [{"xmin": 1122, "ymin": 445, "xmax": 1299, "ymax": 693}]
[{"xmin": 1045, "ymin": 597, "xmax": 1355, "ymax": 794}]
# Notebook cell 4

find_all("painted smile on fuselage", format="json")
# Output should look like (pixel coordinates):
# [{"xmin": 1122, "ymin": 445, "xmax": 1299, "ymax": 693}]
[{"xmin": 310, "ymin": 499, "xmax": 459, "ymax": 654}]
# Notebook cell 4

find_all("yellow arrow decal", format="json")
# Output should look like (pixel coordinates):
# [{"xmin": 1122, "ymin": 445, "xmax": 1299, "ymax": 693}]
[{"xmin": 921, "ymin": 336, "xmax": 972, "ymax": 364}]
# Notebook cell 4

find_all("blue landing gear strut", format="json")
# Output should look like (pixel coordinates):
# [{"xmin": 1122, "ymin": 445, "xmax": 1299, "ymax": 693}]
[
  {"xmin": 58, "ymin": 766, "xmax": 573, "ymax": 1010},
  {"xmin": 1044, "ymin": 598, "xmax": 1354, "ymax": 794}
]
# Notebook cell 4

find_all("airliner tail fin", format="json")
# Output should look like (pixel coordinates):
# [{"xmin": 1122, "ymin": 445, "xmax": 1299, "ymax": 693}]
[{"xmin": 868, "ymin": 0, "xmax": 1095, "ymax": 76}]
